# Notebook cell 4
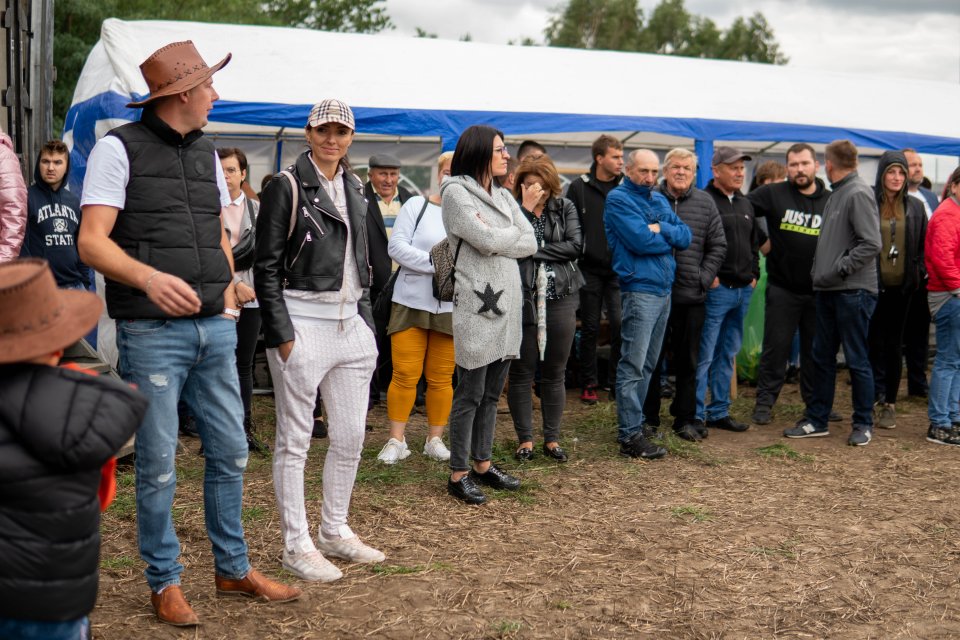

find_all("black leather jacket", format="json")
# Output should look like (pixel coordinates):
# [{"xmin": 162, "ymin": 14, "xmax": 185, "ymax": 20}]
[
  {"xmin": 254, "ymin": 152, "xmax": 374, "ymax": 348},
  {"xmin": 518, "ymin": 196, "xmax": 585, "ymax": 323}
]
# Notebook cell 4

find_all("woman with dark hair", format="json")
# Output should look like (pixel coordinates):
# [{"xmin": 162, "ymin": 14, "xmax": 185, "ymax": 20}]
[
  {"xmin": 440, "ymin": 125, "xmax": 537, "ymax": 504},
  {"xmin": 924, "ymin": 166, "xmax": 960, "ymax": 446},
  {"xmin": 255, "ymin": 99, "xmax": 384, "ymax": 582},
  {"xmin": 868, "ymin": 150, "xmax": 927, "ymax": 429},
  {"xmin": 508, "ymin": 156, "xmax": 583, "ymax": 463}
]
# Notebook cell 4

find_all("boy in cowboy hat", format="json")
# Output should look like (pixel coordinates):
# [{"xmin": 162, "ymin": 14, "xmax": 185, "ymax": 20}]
[
  {"xmin": 78, "ymin": 40, "xmax": 300, "ymax": 626},
  {"xmin": 0, "ymin": 258, "xmax": 148, "ymax": 640}
]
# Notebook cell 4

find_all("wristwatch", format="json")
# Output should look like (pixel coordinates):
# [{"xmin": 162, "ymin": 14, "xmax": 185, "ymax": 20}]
[{"xmin": 222, "ymin": 307, "xmax": 241, "ymax": 318}]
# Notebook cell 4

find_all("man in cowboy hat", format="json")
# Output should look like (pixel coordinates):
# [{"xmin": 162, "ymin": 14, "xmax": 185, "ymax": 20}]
[
  {"xmin": 78, "ymin": 41, "xmax": 300, "ymax": 627},
  {"xmin": 0, "ymin": 258, "xmax": 147, "ymax": 639}
]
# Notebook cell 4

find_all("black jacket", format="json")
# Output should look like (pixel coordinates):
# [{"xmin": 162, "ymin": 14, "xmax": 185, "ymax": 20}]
[
  {"xmin": 254, "ymin": 152, "xmax": 374, "ymax": 348},
  {"xmin": 364, "ymin": 181, "xmax": 413, "ymax": 296},
  {"xmin": 0, "ymin": 364, "xmax": 146, "ymax": 622},
  {"xmin": 705, "ymin": 181, "xmax": 763, "ymax": 287},
  {"xmin": 565, "ymin": 163, "xmax": 621, "ymax": 273},
  {"xmin": 106, "ymin": 109, "xmax": 230, "ymax": 319},
  {"xmin": 518, "ymin": 197, "xmax": 585, "ymax": 323},
  {"xmin": 873, "ymin": 150, "xmax": 927, "ymax": 295},
  {"xmin": 656, "ymin": 181, "xmax": 727, "ymax": 305},
  {"xmin": 20, "ymin": 152, "xmax": 90, "ymax": 288},
  {"xmin": 748, "ymin": 177, "xmax": 830, "ymax": 295}
]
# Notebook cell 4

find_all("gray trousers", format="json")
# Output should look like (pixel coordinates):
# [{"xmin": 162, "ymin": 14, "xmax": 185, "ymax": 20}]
[{"xmin": 448, "ymin": 359, "xmax": 512, "ymax": 472}]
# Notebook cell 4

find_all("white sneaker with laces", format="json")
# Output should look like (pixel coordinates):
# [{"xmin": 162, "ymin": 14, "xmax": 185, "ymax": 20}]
[
  {"xmin": 423, "ymin": 436, "xmax": 451, "ymax": 461},
  {"xmin": 317, "ymin": 525, "xmax": 385, "ymax": 564},
  {"xmin": 282, "ymin": 548, "xmax": 343, "ymax": 582},
  {"xmin": 377, "ymin": 438, "xmax": 411, "ymax": 464}
]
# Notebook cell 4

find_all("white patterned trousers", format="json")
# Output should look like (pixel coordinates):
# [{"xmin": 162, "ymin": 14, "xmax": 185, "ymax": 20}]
[{"xmin": 268, "ymin": 314, "xmax": 377, "ymax": 552}]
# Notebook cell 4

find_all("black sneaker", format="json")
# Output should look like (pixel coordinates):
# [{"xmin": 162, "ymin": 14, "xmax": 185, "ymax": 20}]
[
  {"xmin": 619, "ymin": 433, "xmax": 667, "ymax": 460},
  {"xmin": 690, "ymin": 419, "xmax": 708, "ymax": 439},
  {"xmin": 926, "ymin": 424, "xmax": 960, "ymax": 446},
  {"xmin": 469, "ymin": 464, "xmax": 521, "ymax": 491},
  {"xmin": 312, "ymin": 417, "xmax": 328, "ymax": 439},
  {"xmin": 673, "ymin": 422, "xmax": 702, "ymax": 442},
  {"xmin": 447, "ymin": 475, "xmax": 487, "ymax": 504},
  {"xmin": 752, "ymin": 405, "xmax": 773, "ymax": 425},
  {"xmin": 707, "ymin": 416, "xmax": 749, "ymax": 432},
  {"xmin": 828, "ymin": 411, "xmax": 842, "ymax": 422},
  {"xmin": 847, "ymin": 424, "xmax": 872, "ymax": 446}
]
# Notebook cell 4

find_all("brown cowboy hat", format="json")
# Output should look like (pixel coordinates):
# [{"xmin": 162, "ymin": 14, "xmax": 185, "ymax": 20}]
[
  {"xmin": 126, "ymin": 40, "xmax": 231, "ymax": 109},
  {"xmin": 0, "ymin": 259, "xmax": 103, "ymax": 364}
]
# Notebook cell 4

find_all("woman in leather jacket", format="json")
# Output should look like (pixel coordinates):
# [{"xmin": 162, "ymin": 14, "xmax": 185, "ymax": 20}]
[
  {"xmin": 253, "ymin": 99, "xmax": 384, "ymax": 584},
  {"xmin": 508, "ymin": 156, "xmax": 585, "ymax": 463}
]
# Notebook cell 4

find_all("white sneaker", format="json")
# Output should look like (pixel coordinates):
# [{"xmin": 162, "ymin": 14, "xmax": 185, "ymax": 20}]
[
  {"xmin": 282, "ymin": 548, "xmax": 342, "ymax": 582},
  {"xmin": 317, "ymin": 525, "xmax": 385, "ymax": 564},
  {"xmin": 377, "ymin": 438, "xmax": 411, "ymax": 464},
  {"xmin": 423, "ymin": 436, "xmax": 451, "ymax": 461}
]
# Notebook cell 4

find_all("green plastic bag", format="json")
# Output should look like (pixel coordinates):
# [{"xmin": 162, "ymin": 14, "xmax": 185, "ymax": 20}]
[{"xmin": 736, "ymin": 255, "xmax": 766, "ymax": 383}]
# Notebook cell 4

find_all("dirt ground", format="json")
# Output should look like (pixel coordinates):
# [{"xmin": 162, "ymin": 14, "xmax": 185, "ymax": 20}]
[{"xmin": 92, "ymin": 377, "xmax": 960, "ymax": 639}]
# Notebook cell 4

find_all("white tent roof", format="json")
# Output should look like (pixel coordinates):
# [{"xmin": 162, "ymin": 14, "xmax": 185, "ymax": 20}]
[{"xmin": 64, "ymin": 18, "xmax": 960, "ymax": 190}]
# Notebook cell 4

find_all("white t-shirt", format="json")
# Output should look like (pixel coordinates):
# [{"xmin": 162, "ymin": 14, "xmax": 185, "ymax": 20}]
[{"xmin": 81, "ymin": 135, "xmax": 230, "ymax": 208}]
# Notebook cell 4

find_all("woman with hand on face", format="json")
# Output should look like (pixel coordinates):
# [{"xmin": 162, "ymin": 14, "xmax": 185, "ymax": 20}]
[
  {"xmin": 254, "ymin": 99, "xmax": 384, "ymax": 583},
  {"xmin": 440, "ymin": 125, "xmax": 537, "ymax": 504},
  {"xmin": 508, "ymin": 156, "xmax": 584, "ymax": 463},
  {"xmin": 378, "ymin": 152, "xmax": 456, "ymax": 464}
]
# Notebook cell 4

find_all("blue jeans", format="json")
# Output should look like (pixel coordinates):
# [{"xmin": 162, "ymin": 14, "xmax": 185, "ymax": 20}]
[
  {"xmin": 929, "ymin": 296, "xmax": 960, "ymax": 427},
  {"xmin": 117, "ymin": 316, "xmax": 250, "ymax": 592},
  {"xmin": 616, "ymin": 291, "xmax": 670, "ymax": 442},
  {"xmin": 805, "ymin": 290, "xmax": 877, "ymax": 429},
  {"xmin": 0, "ymin": 617, "xmax": 88, "ymax": 639},
  {"xmin": 696, "ymin": 284, "xmax": 753, "ymax": 421}
]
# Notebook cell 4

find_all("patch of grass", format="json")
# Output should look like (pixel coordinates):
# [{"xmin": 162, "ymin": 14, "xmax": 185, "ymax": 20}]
[
  {"xmin": 655, "ymin": 429, "xmax": 727, "ymax": 467},
  {"xmin": 755, "ymin": 443, "xmax": 814, "ymax": 462},
  {"xmin": 107, "ymin": 491, "xmax": 137, "ymax": 521},
  {"xmin": 241, "ymin": 506, "xmax": 266, "ymax": 523},
  {"xmin": 553, "ymin": 600, "xmax": 573, "ymax": 610},
  {"xmin": 670, "ymin": 505, "xmax": 713, "ymax": 523},
  {"xmin": 354, "ymin": 461, "xmax": 447, "ymax": 486},
  {"xmin": 369, "ymin": 561, "xmax": 454, "ymax": 576},
  {"xmin": 489, "ymin": 620, "xmax": 522, "ymax": 638},
  {"xmin": 116, "ymin": 471, "xmax": 135, "ymax": 488},
  {"xmin": 101, "ymin": 555, "xmax": 137, "ymax": 570},
  {"xmin": 749, "ymin": 538, "xmax": 799, "ymax": 560}
]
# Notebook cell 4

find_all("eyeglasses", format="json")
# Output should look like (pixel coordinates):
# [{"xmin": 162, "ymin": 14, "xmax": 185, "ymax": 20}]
[
  {"xmin": 223, "ymin": 167, "xmax": 241, "ymax": 175},
  {"xmin": 494, "ymin": 147, "xmax": 510, "ymax": 157}
]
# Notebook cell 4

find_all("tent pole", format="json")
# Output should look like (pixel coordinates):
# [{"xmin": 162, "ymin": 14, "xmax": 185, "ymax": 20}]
[
  {"xmin": 274, "ymin": 128, "xmax": 285, "ymax": 173},
  {"xmin": 695, "ymin": 140, "xmax": 714, "ymax": 189}
]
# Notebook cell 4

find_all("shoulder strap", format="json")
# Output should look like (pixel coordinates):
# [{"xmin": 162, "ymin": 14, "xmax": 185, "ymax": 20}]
[
  {"xmin": 412, "ymin": 197, "xmax": 429, "ymax": 235},
  {"xmin": 242, "ymin": 194, "xmax": 255, "ymax": 229},
  {"xmin": 280, "ymin": 170, "xmax": 299, "ymax": 240},
  {"xmin": 453, "ymin": 238, "xmax": 463, "ymax": 265}
]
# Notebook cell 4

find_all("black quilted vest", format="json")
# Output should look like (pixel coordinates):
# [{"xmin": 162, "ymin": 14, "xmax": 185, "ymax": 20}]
[{"xmin": 105, "ymin": 109, "xmax": 229, "ymax": 318}]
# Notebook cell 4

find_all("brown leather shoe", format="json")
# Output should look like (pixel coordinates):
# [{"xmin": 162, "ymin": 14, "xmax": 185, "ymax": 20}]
[
  {"xmin": 150, "ymin": 585, "xmax": 200, "ymax": 627},
  {"xmin": 215, "ymin": 568, "xmax": 301, "ymax": 602}
]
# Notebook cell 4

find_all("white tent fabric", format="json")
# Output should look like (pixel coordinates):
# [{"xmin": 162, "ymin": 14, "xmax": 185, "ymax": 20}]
[{"xmin": 65, "ymin": 18, "xmax": 960, "ymax": 194}]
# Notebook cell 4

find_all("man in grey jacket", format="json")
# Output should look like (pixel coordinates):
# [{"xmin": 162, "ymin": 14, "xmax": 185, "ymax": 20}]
[{"xmin": 784, "ymin": 139, "xmax": 881, "ymax": 446}]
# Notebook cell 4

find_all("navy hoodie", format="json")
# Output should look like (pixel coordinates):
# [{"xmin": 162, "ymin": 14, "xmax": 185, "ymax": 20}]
[{"xmin": 19, "ymin": 153, "xmax": 89, "ymax": 288}]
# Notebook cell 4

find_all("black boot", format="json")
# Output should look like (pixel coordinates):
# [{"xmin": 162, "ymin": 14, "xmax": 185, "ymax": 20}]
[{"xmin": 244, "ymin": 414, "xmax": 270, "ymax": 455}]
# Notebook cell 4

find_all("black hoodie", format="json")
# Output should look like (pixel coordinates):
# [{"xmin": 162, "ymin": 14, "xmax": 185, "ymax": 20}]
[
  {"xmin": 873, "ymin": 150, "xmax": 926, "ymax": 294},
  {"xmin": 748, "ymin": 176, "xmax": 830, "ymax": 295},
  {"xmin": 565, "ymin": 162, "xmax": 622, "ymax": 273},
  {"xmin": 19, "ymin": 153, "xmax": 89, "ymax": 288}
]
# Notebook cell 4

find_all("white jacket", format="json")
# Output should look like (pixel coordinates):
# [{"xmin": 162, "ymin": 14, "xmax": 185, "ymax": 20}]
[{"xmin": 388, "ymin": 196, "xmax": 453, "ymax": 314}]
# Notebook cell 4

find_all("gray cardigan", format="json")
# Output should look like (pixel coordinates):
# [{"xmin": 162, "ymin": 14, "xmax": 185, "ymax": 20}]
[{"xmin": 440, "ymin": 175, "xmax": 537, "ymax": 369}]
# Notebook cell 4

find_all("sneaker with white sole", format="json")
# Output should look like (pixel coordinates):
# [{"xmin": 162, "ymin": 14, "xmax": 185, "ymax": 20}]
[
  {"xmin": 848, "ymin": 425, "xmax": 872, "ymax": 446},
  {"xmin": 377, "ymin": 438, "xmax": 411, "ymax": 464},
  {"xmin": 875, "ymin": 403, "xmax": 896, "ymax": 429},
  {"xmin": 282, "ymin": 548, "xmax": 342, "ymax": 582},
  {"xmin": 317, "ymin": 525, "xmax": 385, "ymax": 564},
  {"xmin": 783, "ymin": 420, "xmax": 829, "ymax": 438},
  {"xmin": 423, "ymin": 436, "xmax": 451, "ymax": 461}
]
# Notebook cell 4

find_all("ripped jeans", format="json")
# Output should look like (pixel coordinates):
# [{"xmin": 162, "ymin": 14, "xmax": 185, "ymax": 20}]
[{"xmin": 117, "ymin": 316, "xmax": 250, "ymax": 592}]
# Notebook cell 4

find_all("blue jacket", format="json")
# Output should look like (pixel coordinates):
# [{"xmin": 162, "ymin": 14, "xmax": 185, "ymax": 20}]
[{"xmin": 604, "ymin": 177, "xmax": 691, "ymax": 295}]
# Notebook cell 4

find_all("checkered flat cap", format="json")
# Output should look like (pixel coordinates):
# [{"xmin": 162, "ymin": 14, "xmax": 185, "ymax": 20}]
[{"xmin": 307, "ymin": 98, "xmax": 355, "ymax": 130}]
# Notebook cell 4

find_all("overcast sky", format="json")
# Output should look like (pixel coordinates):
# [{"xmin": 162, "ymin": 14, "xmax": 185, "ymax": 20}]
[{"xmin": 386, "ymin": 0, "xmax": 960, "ymax": 84}]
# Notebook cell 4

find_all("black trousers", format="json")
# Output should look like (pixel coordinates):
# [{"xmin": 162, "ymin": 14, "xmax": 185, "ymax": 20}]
[
  {"xmin": 869, "ymin": 288, "xmax": 912, "ymax": 402},
  {"xmin": 370, "ymin": 286, "xmax": 392, "ymax": 401},
  {"xmin": 236, "ymin": 306, "xmax": 262, "ymax": 417},
  {"xmin": 904, "ymin": 285, "xmax": 930, "ymax": 394},
  {"xmin": 644, "ymin": 302, "xmax": 704, "ymax": 427},
  {"xmin": 755, "ymin": 283, "xmax": 816, "ymax": 409},
  {"xmin": 578, "ymin": 267, "xmax": 621, "ymax": 389}
]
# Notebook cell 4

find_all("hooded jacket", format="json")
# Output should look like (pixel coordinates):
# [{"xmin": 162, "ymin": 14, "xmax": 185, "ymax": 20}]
[
  {"xmin": 704, "ymin": 181, "xmax": 762, "ymax": 287},
  {"xmin": 20, "ymin": 152, "xmax": 91, "ymax": 288},
  {"xmin": 873, "ymin": 150, "xmax": 927, "ymax": 294},
  {"xmin": 440, "ymin": 175, "xmax": 537, "ymax": 369},
  {"xmin": 810, "ymin": 170, "xmax": 881, "ymax": 292},
  {"xmin": 655, "ymin": 181, "xmax": 727, "ymax": 304},
  {"xmin": 0, "ymin": 131, "xmax": 27, "ymax": 262},
  {"xmin": 565, "ymin": 162, "xmax": 622, "ymax": 273},
  {"xmin": 603, "ymin": 177, "xmax": 692, "ymax": 296},
  {"xmin": 0, "ymin": 364, "xmax": 146, "ymax": 622},
  {"xmin": 925, "ymin": 196, "xmax": 960, "ymax": 293},
  {"xmin": 747, "ymin": 177, "xmax": 830, "ymax": 295}
]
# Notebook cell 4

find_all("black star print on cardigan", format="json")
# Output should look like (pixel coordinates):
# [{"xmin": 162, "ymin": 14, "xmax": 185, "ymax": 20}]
[{"xmin": 474, "ymin": 283, "xmax": 505, "ymax": 316}]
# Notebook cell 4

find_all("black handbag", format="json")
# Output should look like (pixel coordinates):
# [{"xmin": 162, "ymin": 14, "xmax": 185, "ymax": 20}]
[
  {"xmin": 231, "ymin": 197, "xmax": 257, "ymax": 272},
  {"xmin": 373, "ymin": 198, "xmax": 430, "ymax": 316}
]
